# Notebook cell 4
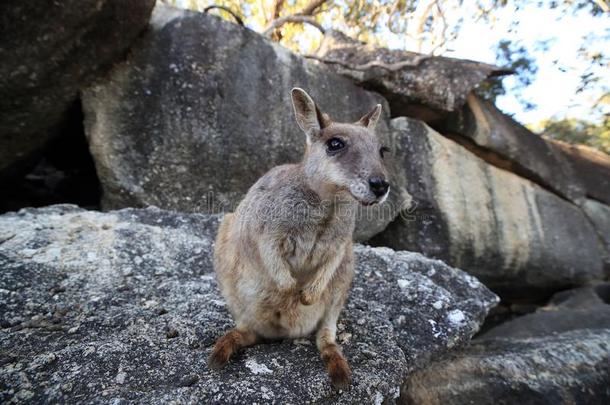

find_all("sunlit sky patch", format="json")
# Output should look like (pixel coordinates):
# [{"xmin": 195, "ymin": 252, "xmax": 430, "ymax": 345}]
[{"xmin": 384, "ymin": 2, "xmax": 609, "ymax": 125}]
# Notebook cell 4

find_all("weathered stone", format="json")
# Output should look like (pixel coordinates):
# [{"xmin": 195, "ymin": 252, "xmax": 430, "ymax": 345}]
[
  {"xmin": 481, "ymin": 283, "xmax": 610, "ymax": 339},
  {"xmin": 582, "ymin": 199, "xmax": 610, "ymax": 273},
  {"xmin": 82, "ymin": 5, "xmax": 407, "ymax": 242},
  {"xmin": 401, "ymin": 328, "xmax": 610, "ymax": 405},
  {"xmin": 315, "ymin": 30, "xmax": 511, "ymax": 116},
  {"xmin": 0, "ymin": 205, "xmax": 497, "ymax": 403},
  {"xmin": 373, "ymin": 117, "xmax": 605, "ymax": 300},
  {"xmin": 435, "ymin": 94, "xmax": 585, "ymax": 202},
  {"xmin": 552, "ymin": 141, "xmax": 610, "ymax": 205},
  {"xmin": 403, "ymin": 283, "xmax": 610, "ymax": 404},
  {"xmin": 436, "ymin": 94, "xmax": 610, "ymax": 205},
  {"xmin": 0, "ymin": 0, "xmax": 155, "ymax": 180}
]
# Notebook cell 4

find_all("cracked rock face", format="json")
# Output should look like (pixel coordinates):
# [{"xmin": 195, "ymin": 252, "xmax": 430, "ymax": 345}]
[
  {"xmin": 403, "ymin": 284, "xmax": 610, "ymax": 405},
  {"xmin": 0, "ymin": 0, "xmax": 155, "ymax": 179},
  {"xmin": 373, "ymin": 117, "xmax": 605, "ymax": 300},
  {"xmin": 82, "ymin": 4, "xmax": 406, "ymax": 242},
  {"xmin": 0, "ymin": 205, "xmax": 497, "ymax": 403},
  {"xmin": 436, "ymin": 94, "xmax": 610, "ymax": 206},
  {"xmin": 402, "ymin": 328, "xmax": 610, "ymax": 405},
  {"xmin": 582, "ymin": 199, "xmax": 610, "ymax": 273}
]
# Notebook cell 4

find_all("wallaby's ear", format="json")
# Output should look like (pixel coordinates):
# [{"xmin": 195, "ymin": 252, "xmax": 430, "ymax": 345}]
[
  {"xmin": 358, "ymin": 104, "xmax": 382, "ymax": 131},
  {"xmin": 291, "ymin": 88, "xmax": 330, "ymax": 141}
]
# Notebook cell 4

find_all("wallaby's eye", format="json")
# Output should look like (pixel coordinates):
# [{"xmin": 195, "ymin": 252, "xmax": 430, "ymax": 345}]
[
  {"xmin": 326, "ymin": 137, "xmax": 346, "ymax": 154},
  {"xmin": 380, "ymin": 146, "xmax": 390, "ymax": 158}
]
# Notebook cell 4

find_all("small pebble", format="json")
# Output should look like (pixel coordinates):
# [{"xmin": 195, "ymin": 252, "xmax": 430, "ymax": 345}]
[
  {"xmin": 166, "ymin": 328, "xmax": 179, "ymax": 339},
  {"xmin": 179, "ymin": 374, "xmax": 199, "ymax": 387}
]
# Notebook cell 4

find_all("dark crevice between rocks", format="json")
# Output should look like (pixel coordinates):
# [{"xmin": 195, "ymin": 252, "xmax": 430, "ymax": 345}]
[
  {"xmin": 475, "ymin": 300, "xmax": 541, "ymax": 338},
  {"xmin": 0, "ymin": 99, "xmax": 101, "ymax": 214},
  {"xmin": 595, "ymin": 284, "xmax": 610, "ymax": 304},
  {"xmin": 475, "ymin": 281, "xmax": 610, "ymax": 338},
  {"xmin": 585, "ymin": 194, "xmax": 610, "ymax": 205},
  {"xmin": 471, "ymin": 284, "xmax": 556, "ymax": 336},
  {"xmin": 357, "ymin": 81, "xmax": 448, "ymax": 124}
]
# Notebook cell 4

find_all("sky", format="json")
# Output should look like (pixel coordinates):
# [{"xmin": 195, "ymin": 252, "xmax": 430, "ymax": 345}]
[{"xmin": 384, "ymin": 2, "xmax": 609, "ymax": 125}]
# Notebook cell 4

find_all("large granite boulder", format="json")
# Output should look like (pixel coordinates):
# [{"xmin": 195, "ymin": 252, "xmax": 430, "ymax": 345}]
[
  {"xmin": 373, "ymin": 117, "xmax": 605, "ymax": 300},
  {"xmin": 552, "ymin": 141, "xmax": 610, "ymax": 206},
  {"xmin": 315, "ymin": 30, "xmax": 511, "ymax": 119},
  {"xmin": 0, "ymin": 205, "xmax": 497, "ymax": 403},
  {"xmin": 582, "ymin": 199, "xmax": 610, "ymax": 273},
  {"xmin": 436, "ymin": 94, "xmax": 610, "ymax": 205},
  {"xmin": 402, "ymin": 284, "xmax": 610, "ymax": 404},
  {"xmin": 402, "ymin": 328, "xmax": 610, "ymax": 405},
  {"xmin": 82, "ymin": 5, "xmax": 408, "ymax": 241},
  {"xmin": 0, "ymin": 0, "xmax": 156, "ymax": 180}
]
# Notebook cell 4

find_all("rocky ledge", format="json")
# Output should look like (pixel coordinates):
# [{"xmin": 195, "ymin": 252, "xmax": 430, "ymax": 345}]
[{"xmin": 0, "ymin": 205, "xmax": 497, "ymax": 403}]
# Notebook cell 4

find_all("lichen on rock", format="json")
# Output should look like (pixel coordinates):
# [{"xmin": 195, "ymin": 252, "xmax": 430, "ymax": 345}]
[{"xmin": 0, "ymin": 205, "xmax": 497, "ymax": 403}]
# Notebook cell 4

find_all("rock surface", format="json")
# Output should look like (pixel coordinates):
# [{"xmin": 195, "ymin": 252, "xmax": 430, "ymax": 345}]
[
  {"xmin": 403, "ymin": 283, "xmax": 610, "ymax": 404},
  {"xmin": 481, "ymin": 282, "xmax": 610, "ymax": 339},
  {"xmin": 315, "ymin": 30, "xmax": 511, "ymax": 116},
  {"xmin": 0, "ymin": 0, "xmax": 155, "ymax": 180},
  {"xmin": 373, "ymin": 117, "xmax": 605, "ymax": 299},
  {"xmin": 552, "ymin": 141, "xmax": 610, "ymax": 206},
  {"xmin": 435, "ymin": 94, "xmax": 586, "ymax": 203},
  {"xmin": 582, "ymin": 199, "xmax": 610, "ymax": 273},
  {"xmin": 82, "ymin": 5, "xmax": 408, "ymax": 242},
  {"xmin": 0, "ymin": 205, "xmax": 497, "ymax": 404},
  {"xmin": 402, "ymin": 328, "xmax": 610, "ymax": 405}
]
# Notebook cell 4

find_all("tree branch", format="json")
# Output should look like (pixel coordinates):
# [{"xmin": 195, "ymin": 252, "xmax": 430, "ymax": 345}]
[
  {"xmin": 203, "ymin": 5, "xmax": 244, "ymax": 26},
  {"xmin": 272, "ymin": 0, "xmax": 286, "ymax": 20},
  {"xmin": 263, "ymin": 15, "xmax": 326, "ymax": 37},
  {"xmin": 593, "ymin": 0, "xmax": 610, "ymax": 12},
  {"xmin": 304, "ymin": 54, "xmax": 431, "ymax": 72},
  {"xmin": 413, "ymin": 0, "xmax": 437, "ymax": 52},
  {"xmin": 299, "ymin": 0, "xmax": 328, "ymax": 16},
  {"xmin": 267, "ymin": 0, "xmax": 286, "ymax": 40}
]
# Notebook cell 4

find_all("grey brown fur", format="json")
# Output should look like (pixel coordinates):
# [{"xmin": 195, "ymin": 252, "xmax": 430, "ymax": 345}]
[{"xmin": 209, "ymin": 88, "xmax": 390, "ymax": 389}]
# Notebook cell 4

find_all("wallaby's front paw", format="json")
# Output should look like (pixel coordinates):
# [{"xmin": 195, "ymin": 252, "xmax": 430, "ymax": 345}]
[
  {"xmin": 299, "ymin": 288, "xmax": 317, "ymax": 305},
  {"xmin": 300, "ymin": 291, "xmax": 313, "ymax": 305}
]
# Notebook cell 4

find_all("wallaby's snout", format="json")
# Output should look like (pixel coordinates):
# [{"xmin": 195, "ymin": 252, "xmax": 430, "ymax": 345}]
[
  {"xmin": 369, "ymin": 176, "xmax": 390, "ymax": 198},
  {"xmin": 290, "ymin": 87, "xmax": 390, "ymax": 206}
]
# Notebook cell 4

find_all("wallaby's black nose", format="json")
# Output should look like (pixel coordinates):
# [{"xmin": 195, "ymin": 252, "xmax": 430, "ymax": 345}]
[{"xmin": 368, "ymin": 177, "xmax": 389, "ymax": 197}]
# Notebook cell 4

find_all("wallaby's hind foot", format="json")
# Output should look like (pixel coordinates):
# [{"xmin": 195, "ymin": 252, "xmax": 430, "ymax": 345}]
[
  {"xmin": 208, "ymin": 328, "xmax": 258, "ymax": 369},
  {"xmin": 321, "ymin": 344, "xmax": 352, "ymax": 390}
]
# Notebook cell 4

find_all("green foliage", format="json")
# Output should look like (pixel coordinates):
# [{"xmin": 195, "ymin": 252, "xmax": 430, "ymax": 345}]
[
  {"xmin": 477, "ymin": 39, "xmax": 538, "ymax": 110},
  {"xmin": 533, "ymin": 116, "xmax": 610, "ymax": 155}
]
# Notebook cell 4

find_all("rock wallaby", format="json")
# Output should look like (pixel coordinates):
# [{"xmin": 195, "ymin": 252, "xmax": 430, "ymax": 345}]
[{"xmin": 209, "ymin": 88, "xmax": 390, "ymax": 389}]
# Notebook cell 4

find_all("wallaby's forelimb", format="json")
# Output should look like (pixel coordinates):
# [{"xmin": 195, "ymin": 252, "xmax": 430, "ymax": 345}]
[
  {"xmin": 300, "ymin": 250, "xmax": 345, "ymax": 305},
  {"xmin": 258, "ymin": 236, "xmax": 297, "ymax": 291}
]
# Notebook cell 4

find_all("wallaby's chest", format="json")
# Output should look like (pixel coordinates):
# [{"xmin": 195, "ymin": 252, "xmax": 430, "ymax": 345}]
[{"xmin": 283, "ymin": 208, "xmax": 354, "ymax": 274}]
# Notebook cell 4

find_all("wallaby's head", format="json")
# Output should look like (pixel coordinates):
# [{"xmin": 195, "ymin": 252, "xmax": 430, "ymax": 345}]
[{"xmin": 291, "ymin": 88, "xmax": 390, "ymax": 205}]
